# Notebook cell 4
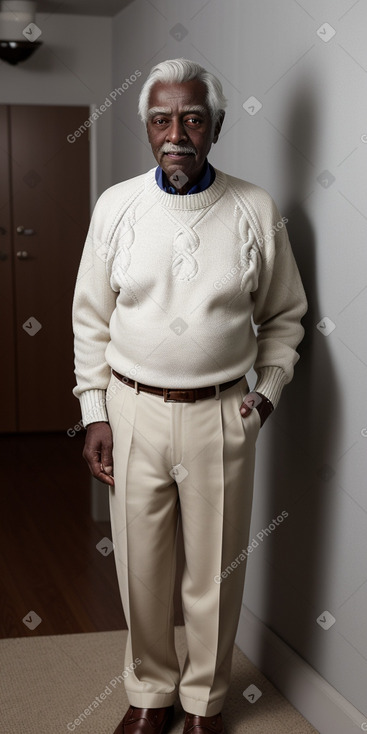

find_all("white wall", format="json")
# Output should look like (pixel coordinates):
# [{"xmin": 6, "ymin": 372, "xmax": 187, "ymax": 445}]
[
  {"xmin": 0, "ymin": 12, "xmax": 113, "ymax": 197},
  {"xmin": 111, "ymin": 0, "xmax": 367, "ymax": 721}
]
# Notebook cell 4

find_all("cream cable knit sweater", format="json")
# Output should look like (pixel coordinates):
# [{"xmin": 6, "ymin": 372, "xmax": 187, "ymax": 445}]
[{"xmin": 72, "ymin": 167, "xmax": 307, "ymax": 425}]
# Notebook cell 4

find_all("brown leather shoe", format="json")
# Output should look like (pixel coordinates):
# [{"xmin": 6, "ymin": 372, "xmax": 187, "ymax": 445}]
[
  {"xmin": 113, "ymin": 705, "xmax": 175, "ymax": 734},
  {"xmin": 183, "ymin": 713, "xmax": 224, "ymax": 734}
]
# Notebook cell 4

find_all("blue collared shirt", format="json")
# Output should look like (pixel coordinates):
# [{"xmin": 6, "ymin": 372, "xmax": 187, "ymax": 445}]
[{"xmin": 155, "ymin": 158, "xmax": 216, "ymax": 194}]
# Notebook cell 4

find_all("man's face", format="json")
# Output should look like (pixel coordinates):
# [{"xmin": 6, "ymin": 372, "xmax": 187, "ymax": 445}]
[{"xmin": 146, "ymin": 79, "xmax": 224, "ymax": 194}]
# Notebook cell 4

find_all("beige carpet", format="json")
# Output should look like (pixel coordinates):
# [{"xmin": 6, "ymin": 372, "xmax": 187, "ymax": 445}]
[{"xmin": 1, "ymin": 627, "xmax": 318, "ymax": 734}]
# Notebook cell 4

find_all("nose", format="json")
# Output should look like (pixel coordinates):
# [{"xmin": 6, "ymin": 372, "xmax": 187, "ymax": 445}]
[{"xmin": 167, "ymin": 116, "xmax": 187, "ymax": 143}]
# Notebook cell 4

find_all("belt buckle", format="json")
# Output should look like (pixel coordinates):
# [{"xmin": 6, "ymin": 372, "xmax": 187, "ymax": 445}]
[{"xmin": 163, "ymin": 388, "xmax": 196, "ymax": 403}]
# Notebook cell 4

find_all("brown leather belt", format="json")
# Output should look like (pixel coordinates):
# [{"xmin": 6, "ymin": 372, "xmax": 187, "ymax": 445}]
[{"xmin": 112, "ymin": 370, "xmax": 244, "ymax": 402}]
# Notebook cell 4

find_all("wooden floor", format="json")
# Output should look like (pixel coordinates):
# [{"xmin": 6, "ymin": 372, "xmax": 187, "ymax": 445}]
[{"xmin": 0, "ymin": 431, "xmax": 184, "ymax": 638}]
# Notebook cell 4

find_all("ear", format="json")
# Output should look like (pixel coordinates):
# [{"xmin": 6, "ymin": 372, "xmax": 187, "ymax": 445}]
[{"xmin": 212, "ymin": 111, "xmax": 225, "ymax": 144}]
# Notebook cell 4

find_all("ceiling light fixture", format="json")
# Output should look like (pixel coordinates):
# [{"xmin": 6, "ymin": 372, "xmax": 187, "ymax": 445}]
[{"xmin": 0, "ymin": 1, "xmax": 42, "ymax": 65}]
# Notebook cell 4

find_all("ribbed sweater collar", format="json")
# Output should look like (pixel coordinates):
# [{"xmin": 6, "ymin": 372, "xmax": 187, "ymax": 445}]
[{"xmin": 145, "ymin": 166, "xmax": 227, "ymax": 211}]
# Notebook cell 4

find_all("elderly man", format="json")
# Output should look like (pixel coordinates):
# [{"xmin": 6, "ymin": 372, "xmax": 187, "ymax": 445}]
[{"xmin": 72, "ymin": 58, "xmax": 307, "ymax": 734}]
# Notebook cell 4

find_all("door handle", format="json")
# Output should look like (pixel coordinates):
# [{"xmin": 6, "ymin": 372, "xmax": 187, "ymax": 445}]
[
  {"xmin": 17, "ymin": 226, "xmax": 35, "ymax": 236},
  {"xmin": 16, "ymin": 250, "xmax": 29, "ymax": 260}
]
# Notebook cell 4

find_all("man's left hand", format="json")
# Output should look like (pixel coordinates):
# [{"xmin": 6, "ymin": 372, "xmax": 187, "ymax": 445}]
[{"xmin": 240, "ymin": 391, "xmax": 274, "ymax": 427}]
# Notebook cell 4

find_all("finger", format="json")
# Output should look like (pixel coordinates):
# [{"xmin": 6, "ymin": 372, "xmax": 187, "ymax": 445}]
[
  {"xmin": 240, "ymin": 391, "xmax": 262, "ymax": 417},
  {"xmin": 96, "ymin": 467, "xmax": 115, "ymax": 487},
  {"xmin": 85, "ymin": 454, "xmax": 114, "ymax": 486},
  {"xmin": 83, "ymin": 447, "xmax": 102, "ymax": 474},
  {"xmin": 82, "ymin": 449, "xmax": 111, "ymax": 485},
  {"xmin": 101, "ymin": 448, "xmax": 113, "ymax": 478},
  {"xmin": 240, "ymin": 402, "xmax": 252, "ymax": 417},
  {"xmin": 100, "ymin": 463, "xmax": 114, "ymax": 485}
]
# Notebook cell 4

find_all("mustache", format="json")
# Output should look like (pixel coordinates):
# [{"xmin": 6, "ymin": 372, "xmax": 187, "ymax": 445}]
[{"xmin": 160, "ymin": 144, "xmax": 196, "ymax": 155}]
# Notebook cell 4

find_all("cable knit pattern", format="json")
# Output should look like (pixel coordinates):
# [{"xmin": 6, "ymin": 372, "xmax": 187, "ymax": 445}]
[
  {"xmin": 164, "ymin": 209, "xmax": 201, "ymax": 281},
  {"xmin": 231, "ymin": 199, "xmax": 259, "ymax": 294},
  {"xmin": 239, "ymin": 220, "xmax": 257, "ymax": 292},
  {"xmin": 110, "ymin": 209, "xmax": 138, "ymax": 305},
  {"xmin": 72, "ymin": 166, "xmax": 307, "ymax": 425},
  {"xmin": 172, "ymin": 227, "xmax": 199, "ymax": 280}
]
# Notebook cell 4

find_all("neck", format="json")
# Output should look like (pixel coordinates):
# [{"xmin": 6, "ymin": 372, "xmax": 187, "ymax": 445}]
[
  {"xmin": 148, "ymin": 167, "xmax": 227, "ymax": 212},
  {"xmin": 165, "ymin": 160, "xmax": 208, "ymax": 195}
]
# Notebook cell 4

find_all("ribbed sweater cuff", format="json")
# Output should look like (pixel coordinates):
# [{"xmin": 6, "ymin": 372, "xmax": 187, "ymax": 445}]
[
  {"xmin": 79, "ymin": 389, "xmax": 108, "ymax": 426},
  {"xmin": 254, "ymin": 366, "xmax": 288, "ymax": 409}
]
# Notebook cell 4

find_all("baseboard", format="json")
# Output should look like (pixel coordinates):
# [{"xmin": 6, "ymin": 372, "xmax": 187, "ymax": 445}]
[{"xmin": 235, "ymin": 604, "xmax": 367, "ymax": 734}]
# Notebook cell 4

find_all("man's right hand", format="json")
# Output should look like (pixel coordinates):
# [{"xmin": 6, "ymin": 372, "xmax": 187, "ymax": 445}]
[{"xmin": 82, "ymin": 421, "xmax": 114, "ymax": 486}]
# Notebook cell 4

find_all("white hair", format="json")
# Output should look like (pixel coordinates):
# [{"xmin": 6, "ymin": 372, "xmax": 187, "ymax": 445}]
[{"xmin": 138, "ymin": 58, "xmax": 227, "ymax": 125}]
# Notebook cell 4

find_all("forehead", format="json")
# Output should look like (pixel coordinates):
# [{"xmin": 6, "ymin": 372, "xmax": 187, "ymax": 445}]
[{"xmin": 147, "ymin": 79, "xmax": 209, "ymax": 113}]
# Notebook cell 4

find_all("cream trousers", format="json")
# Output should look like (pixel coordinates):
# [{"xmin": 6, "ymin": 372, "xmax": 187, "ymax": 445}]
[{"xmin": 106, "ymin": 371, "xmax": 260, "ymax": 716}]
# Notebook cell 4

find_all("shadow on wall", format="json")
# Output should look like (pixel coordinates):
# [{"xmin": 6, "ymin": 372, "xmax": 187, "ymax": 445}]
[{"xmin": 258, "ymin": 79, "xmax": 342, "ymax": 672}]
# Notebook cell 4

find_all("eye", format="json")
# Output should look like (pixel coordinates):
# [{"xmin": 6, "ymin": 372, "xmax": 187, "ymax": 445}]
[
  {"xmin": 153, "ymin": 118, "xmax": 168, "ymax": 125},
  {"xmin": 186, "ymin": 117, "xmax": 201, "ymax": 125}
]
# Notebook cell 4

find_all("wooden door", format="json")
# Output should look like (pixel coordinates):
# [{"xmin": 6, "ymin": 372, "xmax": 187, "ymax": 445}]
[
  {"xmin": 0, "ymin": 107, "xmax": 17, "ymax": 432},
  {"xmin": 1, "ymin": 104, "xmax": 90, "ymax": 432}
]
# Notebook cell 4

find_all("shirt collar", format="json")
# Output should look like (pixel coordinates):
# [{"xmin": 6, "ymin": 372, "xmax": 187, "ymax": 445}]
[{"xmin": 155, "ymin": 158, "xmax": 216, "ymax": 195}]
